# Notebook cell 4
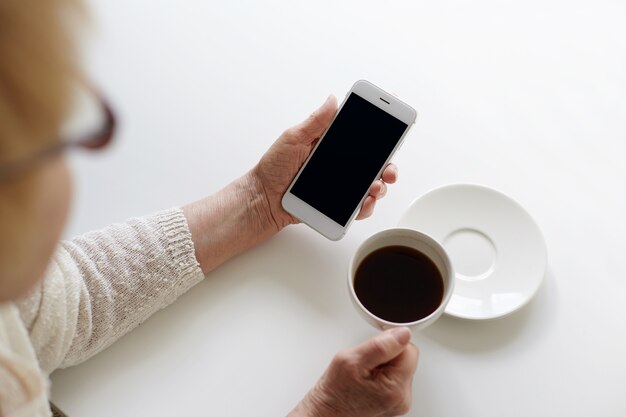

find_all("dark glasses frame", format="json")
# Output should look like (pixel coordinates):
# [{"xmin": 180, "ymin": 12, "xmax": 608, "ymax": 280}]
[{"xmin": 0, "ymin": 93, "xmax": 115, "ymax": 183}]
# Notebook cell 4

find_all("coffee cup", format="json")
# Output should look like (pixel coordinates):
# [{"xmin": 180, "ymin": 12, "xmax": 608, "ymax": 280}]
[{"xmin": 348, "ymin": 228, "xmax": 455, "ymax": 331}]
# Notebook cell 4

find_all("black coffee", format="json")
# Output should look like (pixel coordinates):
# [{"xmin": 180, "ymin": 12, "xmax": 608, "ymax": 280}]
[{"xmin": 354, "ymin": 245, "xmax": 444, "ymax": 323}]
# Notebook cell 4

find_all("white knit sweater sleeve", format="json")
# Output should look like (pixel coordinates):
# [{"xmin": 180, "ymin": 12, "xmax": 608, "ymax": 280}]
[{"xmin": 15, "ymin": 207, "xmax": 205, "ymax": 374}]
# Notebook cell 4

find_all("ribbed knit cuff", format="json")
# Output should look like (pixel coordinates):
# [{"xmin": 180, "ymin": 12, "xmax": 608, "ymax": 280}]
[
  {"xmin": 149, "ymin": 208, "xmax": 205, "ymax": 302},
  {"xmin": 153, "ymin": 207, "xmax": 203, "ymax": 278}
]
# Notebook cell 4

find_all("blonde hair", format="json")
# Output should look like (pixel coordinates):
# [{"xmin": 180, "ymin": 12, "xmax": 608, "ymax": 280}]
[{"xmin": 0, "ymin": 0, "xmax": 83, "ymax": 283}]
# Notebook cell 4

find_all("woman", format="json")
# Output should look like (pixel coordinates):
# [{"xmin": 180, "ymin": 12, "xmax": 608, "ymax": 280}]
[{"xmin": 0, "ymin": 1, "xmax": 418, "ymax": 416}]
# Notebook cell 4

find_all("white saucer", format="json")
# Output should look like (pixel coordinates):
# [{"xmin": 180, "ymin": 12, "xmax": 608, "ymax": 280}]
[{"xmin": 398, "ymin": 184, "xmax": 547, "ymax": 320}]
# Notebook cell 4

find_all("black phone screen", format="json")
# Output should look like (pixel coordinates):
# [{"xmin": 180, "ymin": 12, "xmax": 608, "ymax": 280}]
[{"xmin": 291, "ymin": 93, "xmax": 408, "ymax": 226}]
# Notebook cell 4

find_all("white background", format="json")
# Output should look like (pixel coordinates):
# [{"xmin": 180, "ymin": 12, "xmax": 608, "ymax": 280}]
[{"xmin": 51, "ymin": 1, "xmax": 626, "ymax": 416}]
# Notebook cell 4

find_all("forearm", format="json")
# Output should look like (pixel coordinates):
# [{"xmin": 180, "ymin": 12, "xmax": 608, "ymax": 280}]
[
  {"xmin": 16, "ymin": 208, "xmax": 205, "ymax": 373},
  {"xmin": 182, "ymin": 171, "xmax": 281, "ymax": 274}
]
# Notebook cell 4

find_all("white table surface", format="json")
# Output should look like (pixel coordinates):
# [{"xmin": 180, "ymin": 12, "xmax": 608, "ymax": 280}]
[{"xmin": 51, "ymin": 1, "xmax": 626, "ymax": 416}]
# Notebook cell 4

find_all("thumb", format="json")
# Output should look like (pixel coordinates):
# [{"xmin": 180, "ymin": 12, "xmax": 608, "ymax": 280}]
[
  {"xmin": 291, "ymin": 95, "xmax": 337, "ymax": 144},
  {"xmin": 352, "ymin": 327, "xmax": 412, "ymax": 370}
]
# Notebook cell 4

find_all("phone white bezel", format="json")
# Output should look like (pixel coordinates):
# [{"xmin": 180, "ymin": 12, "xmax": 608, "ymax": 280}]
[{"xmin": 281, "ymin": 80, "xmax": 417, "ymax": 240}]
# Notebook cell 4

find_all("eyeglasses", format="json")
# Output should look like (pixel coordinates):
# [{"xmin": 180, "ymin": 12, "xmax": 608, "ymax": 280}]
[{"xmin": 0, "ymin": 88, "xmax": 116, "ymax": 184}]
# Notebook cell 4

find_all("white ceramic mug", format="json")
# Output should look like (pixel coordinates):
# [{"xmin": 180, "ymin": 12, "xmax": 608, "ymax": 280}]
[{"xmin": 348, "ymin": 228, "xmax": 455, "ymax": 331}]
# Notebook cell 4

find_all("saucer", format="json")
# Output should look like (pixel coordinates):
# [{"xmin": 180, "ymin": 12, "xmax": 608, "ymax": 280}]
[{"xmin": 398, "ymin": 184, "xmax": 547, "ymax": 320}]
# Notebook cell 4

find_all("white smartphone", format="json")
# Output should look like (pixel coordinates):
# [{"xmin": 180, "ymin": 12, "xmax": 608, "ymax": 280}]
[{"xmin": 281, "ymin": 80, "xmax": 417, "ymax": 240}]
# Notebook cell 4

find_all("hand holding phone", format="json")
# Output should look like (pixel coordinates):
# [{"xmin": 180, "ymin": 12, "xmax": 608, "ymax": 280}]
[{"xmin": 282, "ymin": 80, "xmax": 417, "ymax": 240}]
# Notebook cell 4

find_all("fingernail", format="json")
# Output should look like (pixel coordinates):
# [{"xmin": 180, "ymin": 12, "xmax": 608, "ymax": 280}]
[{"xmin": 389, "ymin": 327, "xmax": 411, "ymax": 345}]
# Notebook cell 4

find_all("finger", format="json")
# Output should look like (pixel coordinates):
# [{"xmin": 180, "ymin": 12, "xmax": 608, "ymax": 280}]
[
  {"xmin": 368, "ymin": 180, "xmax": 387, "ymax": 200},
  {"xmin": 290, "ymin": 95, "xmax": 338, "ymax": 144},
  {"xmin": 352, "ymin": 327, "xmax": 412, "ymax": 370},
  {"xmin": 381, "ymin": 164, "xmax": 398, "ymax": 184},
  {"xmin": 355, "ymin": 195, "xmax": 376, "ymax": 220},
  {"xmin": 385, "ymin": 342, "xmax": 419, "ymax": 381}
]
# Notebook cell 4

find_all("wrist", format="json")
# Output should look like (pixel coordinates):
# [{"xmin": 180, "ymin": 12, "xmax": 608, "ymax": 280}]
[
  {"xmin": 240, "ymin": 170, "xmax": 282, "ymax": 236},
  {"xmin": 182, "ymin": 173, "xmax": 282, "ymax": 274},
  {"xmin": 288, "ymin": 385, "xmax": 342, "ymax": 417},
  {"xmin": 288, "ymin": 393, "xmax": 331, "ymax": 417},
  {"xmin": 246, "ymin": 165, "xmax": 296, "ymax": 231}
]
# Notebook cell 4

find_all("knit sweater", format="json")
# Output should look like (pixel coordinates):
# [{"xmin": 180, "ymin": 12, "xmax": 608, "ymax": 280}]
[{"xmin": 0, "ymin": 208, "xmax": 205, "ymax": 416}]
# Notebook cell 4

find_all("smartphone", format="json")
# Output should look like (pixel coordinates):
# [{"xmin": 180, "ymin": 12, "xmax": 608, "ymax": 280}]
[{"xmin": 281, "ymin": 80, "xmax": 417, "ymax": 240}]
